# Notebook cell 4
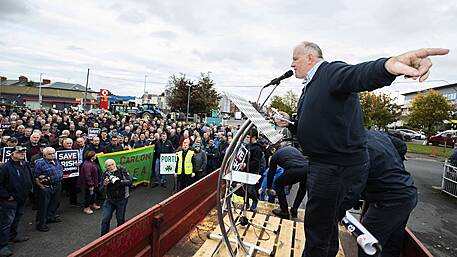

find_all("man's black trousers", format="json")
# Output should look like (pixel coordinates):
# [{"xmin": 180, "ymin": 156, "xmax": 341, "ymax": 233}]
[
  {"xmin": 303, "ymin": 161, "xmax": 368, "ymax": 257},
  {"xmin": 274, "ymin": 167, "xmax": 307, "ymax": 212}
]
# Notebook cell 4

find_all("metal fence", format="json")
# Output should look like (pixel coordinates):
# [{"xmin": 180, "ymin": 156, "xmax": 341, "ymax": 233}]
[{"xmin": 442, "ymin": 160, "xmax": 457, "ymax": 198}]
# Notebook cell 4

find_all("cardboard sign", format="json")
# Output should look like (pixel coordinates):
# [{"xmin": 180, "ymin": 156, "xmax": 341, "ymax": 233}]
[
  {"xmin": 56, "ymin": 150, "xmax": 80, "ymax": 178},
  {"xmin": 88, "ymin": 128, "xmax": 101, "ymax": 140},
  {"xmin": 1, "ymin": 147, "xmax": 14, "ymax": 163},
  {"xmin": 160, "ymin": 153, "xmax": 177, "ymax": 175}
]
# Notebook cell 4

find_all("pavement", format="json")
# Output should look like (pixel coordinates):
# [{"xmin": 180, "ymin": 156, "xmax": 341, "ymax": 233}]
[{"xmin": 8, "ymin": 182, "xmax": 173, "ymax": 257}]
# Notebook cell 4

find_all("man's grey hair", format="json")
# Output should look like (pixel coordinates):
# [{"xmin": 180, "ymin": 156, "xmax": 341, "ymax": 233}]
[
  {"xmin": 43, "ymin": 147, "xmax": 56, "ymax": 155},
  {"xmin": 297, "ymin": 41, "xmax": 323, "ymax": 59}
]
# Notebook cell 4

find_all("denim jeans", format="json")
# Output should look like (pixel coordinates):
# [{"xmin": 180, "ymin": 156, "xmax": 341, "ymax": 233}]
[
  {"xmin": 100, "ymin": 198, "xmax": 128, "ymax": 236},
  {"xmin": 36, "ymin": 184, "xmax": 61, "ymax": 227},
  {"xmin": 154, "ymin": 159, "xmax": 166, "ymax": 185},
  {"xmin": 0, "ymin": 200, "xmax": 25, "ymax": 248},
  {"xmin": 246, "ymin": 185, "xmax": 258, "ymax": 210},
  {"xmin": 83, "ymin": 188, "xmax": 95, "ymax": 208}
]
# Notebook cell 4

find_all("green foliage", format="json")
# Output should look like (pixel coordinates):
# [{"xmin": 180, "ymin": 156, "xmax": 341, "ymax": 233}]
[
  {"xmin": 165, "ymin": 72, "xmax": 220, "ymax": 114},
  {"xmin": 359, "ymin": 92, "xmax": 401, "ymax": 130},
  {"xmin": 270, "ymin": 90, "xmax": 298, "ymax": 115},
  {"xmin": 406, "ymin": 90, "xmax": 455, "ymax": 137}
]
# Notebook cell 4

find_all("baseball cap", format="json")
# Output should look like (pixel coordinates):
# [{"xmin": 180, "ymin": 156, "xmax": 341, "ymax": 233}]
[{"xmin": 13, "ymin": 146, "xmax": 27, "ymax": 152}]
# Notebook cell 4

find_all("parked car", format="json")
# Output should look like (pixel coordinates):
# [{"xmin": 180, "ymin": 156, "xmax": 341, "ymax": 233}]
[
  {"xmin": 428, "ymin": 130, "xmax": 457, "ymax": 147},
  {"xmin": 397, "ymin": 129, "xmax": 426, "ymax": 140},
  {"xmin": 387, "ymin": 129, "xmax": 412, "ymax": 141}
]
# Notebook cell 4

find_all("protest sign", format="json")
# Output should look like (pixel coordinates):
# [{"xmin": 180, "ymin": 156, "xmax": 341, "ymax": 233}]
[
  {"xmin": 1, "ymin": 147, "xmax": 14, "ymax": 163},
  {"xmin": 160, "ymin": 153, "xmax": 177, "ymax": 175},
  {"xmin": 97, "ymin": 145, "xmax": 154, "ymax": 186},
  {"xmin": 56, "ymin": 150, "xmax": 80, "ymax": 178},
  {"xmin": 231, "ymin": 145, "xmax": 248, "ymax": 172},
  {"xmin": 87, "ymin": 128, "xmax": 101, "ymax": 140}
]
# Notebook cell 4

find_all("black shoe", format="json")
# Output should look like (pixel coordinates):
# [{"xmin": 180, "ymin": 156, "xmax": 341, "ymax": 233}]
[
  {"xmin": 47, "ymin": 217, "xmax": 62, "ymax": 223},
  {"xmin": 290, "ymin": 208, "xmax": 298, "ymax": 218},
  {"xmin": 36, "ymin": 225, "xmax": 50, "ymax": 232},
  {"xmin": 9, "ymin": 236, "xmax": 29, "ymax": 243},
  {"xmin": 272, "ymin": 208, "xmax": 290, "ymax": 219}
]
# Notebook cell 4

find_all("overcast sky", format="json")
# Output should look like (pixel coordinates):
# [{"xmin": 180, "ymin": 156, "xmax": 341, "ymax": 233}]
[{"xmin": 1, "ymin": 0, "xmax": 456, "ymax": 103}]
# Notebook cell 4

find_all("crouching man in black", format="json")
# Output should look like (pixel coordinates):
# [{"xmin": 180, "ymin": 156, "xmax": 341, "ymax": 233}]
[
  {"xmin": 100, "ymin": 159, "xmax": 132, "ymax": 236},
  {"xmin": 264, "ymin": 146, "xmax": 308, "ymax": 219},
  {"xmin": 0, "ymin": 146, "xmax": 33, "ymax": 257},
  {"xmin": 340, "ymin": 130, "xmax": 417, "ymax": 257}
]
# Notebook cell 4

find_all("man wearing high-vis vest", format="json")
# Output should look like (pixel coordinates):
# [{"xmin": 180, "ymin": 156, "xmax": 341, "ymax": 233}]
[{"xmin": 175, "ymin": 139, "xmax": 195, "ymax": 191}]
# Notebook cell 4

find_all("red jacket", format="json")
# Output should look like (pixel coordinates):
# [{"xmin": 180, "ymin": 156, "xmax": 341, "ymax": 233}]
[{"xmin": 77, "ymin": 160, "xmax": 100, "ymax": 188}]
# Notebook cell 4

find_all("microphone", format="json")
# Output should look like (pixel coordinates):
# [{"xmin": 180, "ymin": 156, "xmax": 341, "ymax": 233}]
[{"xmin": 263, "ymin": 70, "xmax": 294, "ymax": 88}]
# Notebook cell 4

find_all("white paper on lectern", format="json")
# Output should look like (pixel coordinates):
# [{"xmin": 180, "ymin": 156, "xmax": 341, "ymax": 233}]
[{"xmin": 223, "ymin": 171, "xmax": 261, "ymax": 185}]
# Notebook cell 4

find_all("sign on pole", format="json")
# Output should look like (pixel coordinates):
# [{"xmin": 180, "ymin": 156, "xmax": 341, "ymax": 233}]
[
  {"xmin": 160, "ymin": 153, "xmax": 177, "ymax": 175},
  {"xmin": 56, "ymin": 150, "xmax": 80, "ymax": 178},
  {"xmin": 1, "ymin": 147, "xmax": 14, "ymax": 163},
  {"xmin": 88, "ymin": 128, "xmax": 101, "ymax": 140}
]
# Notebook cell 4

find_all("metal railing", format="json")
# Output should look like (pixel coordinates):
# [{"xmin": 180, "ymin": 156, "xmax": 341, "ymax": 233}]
[{"xmin": 442, "ymin": 160, "xmax": 457, "ymax": 198}]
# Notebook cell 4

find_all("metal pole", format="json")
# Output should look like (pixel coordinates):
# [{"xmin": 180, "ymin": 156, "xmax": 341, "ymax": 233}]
[
  {"xmin": 84, "ymin": 68, "xmax": 90, "ymax": 110},
  {"xmin": 186, "ymin": 85, "xmax": 191, "ymax": 123},
  {"xmin": 39, "ymin": 73, "xmax": 43, "ymax": 108},
  {"xmin": 144, "ymin": 75, "xmax": 147, "ymax": 94}
]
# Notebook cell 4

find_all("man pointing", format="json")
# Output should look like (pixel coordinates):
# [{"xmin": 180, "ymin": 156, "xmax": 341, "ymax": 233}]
[{"xmin": 291, "ymin": 41, "xmax": 448, "ymax": 257}]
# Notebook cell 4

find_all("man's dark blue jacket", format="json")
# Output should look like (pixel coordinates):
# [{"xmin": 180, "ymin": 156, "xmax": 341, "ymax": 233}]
[
  {"xmin": 0, "ymin": 159, "xmax": 33, "ymax": 202},
  {"xmin": 296, "ymin": 58, "xmax": 396, "ymax": 166}
]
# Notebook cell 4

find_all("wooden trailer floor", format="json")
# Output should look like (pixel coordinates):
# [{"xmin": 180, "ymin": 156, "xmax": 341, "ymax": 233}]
[{"xmin": 166, "ymin": 201, "xmax": 351, "ymax": 257}]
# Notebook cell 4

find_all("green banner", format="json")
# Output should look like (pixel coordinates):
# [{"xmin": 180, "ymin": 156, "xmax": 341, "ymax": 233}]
[{"xmin": 97, "ymin": 145, "xmax": 154, "ymax": 186}]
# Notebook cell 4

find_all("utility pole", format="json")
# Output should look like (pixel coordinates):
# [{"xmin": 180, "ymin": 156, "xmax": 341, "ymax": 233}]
[
  {"xmin": 39, "ymin": 73, "xmax": 43, "ymax": 108},
  {"xmin": 186, "ymin": 84, "xmax": 192, "ymax": 124},
  {"xmin": 84, "ymin": 68, "xmax": 90, "ymax": 110},
  {"xmin": 144, "ymin": 75, "xmax": 148, "ymax": 94}
]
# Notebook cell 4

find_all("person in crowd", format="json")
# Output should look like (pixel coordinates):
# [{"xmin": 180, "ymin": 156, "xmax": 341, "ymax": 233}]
[
  {"xmin": 12, "ymin": 125, "xmax": 26, "ymax": 145},
  {"xmin": 192, "ymin": 143, "xmax": 207, "ymax": 180},
  {"xmin": 290, "ymin": 41, "xmax": 447, "ymax": 257},
  {"xmin": 205, "ymin": 139, "xmax": 220, "ymax": 174},
  {"xmin": 153, "ymin": 132, "xmax": 175, "ymax": 187},
  {"xmin": 74, "ymin": 137, "xmax": 89, "ymax": 163},
  {"xmin": 6, "ymin": 137, "xmax": 18, "ymax": 148},
  {"xmin": 88, "ymin": 136, "xmax": 105, "ymax": 154},
  {"xmin": 105, "ymin": 135, "xmax": 124, "ymax": 153},
  {"xmin": 57, "ymin": 138, "xmax": 80, "ymax": 206},
  {"xmin": 99, "ymin": 130, "xmax": 110, "ymax": 148},
  {"xmin": 133, "ymin": 133, "xmax": 148, "ymax": 148},
  {"xmin": 0, "ymin": 146, "xmax": 33, "ymax": 257},
  {"xmin": 264, "ymin": 146, "xmax": 308, "ymax": 219},
  {"xmin": 34, "ymin": 147, "xmax": 64, "ymax": 232},
  {"xmin": 179, "ymin": 130, "xmax": 192, "ymax": 146},
  {"xmin": 77, "ymin": 151, "xmax": 101, "ymax": 215},
  {"xmin": 240, "ymin": 128, "xmax": 263, "ymax": 212},
  {"xmin": 23, "ymin": 132, "xmax": 43, "ymax": 161},
  {"xmin": 175, "ymin": 139, "xmax": 195, "ymax": 191},
  {"xmin": 100, "ymin": 159, "xmax": 132, "ymax": 236}
]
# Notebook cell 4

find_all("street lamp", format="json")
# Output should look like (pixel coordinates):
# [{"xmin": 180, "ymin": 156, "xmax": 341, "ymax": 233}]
[
  {"xmin": 39, "ymin": 73, "xmax": 44, "ymax": 108},
  {"xmin": 186, "ymin": 84, "xmax": 192, "ymax": 124}
]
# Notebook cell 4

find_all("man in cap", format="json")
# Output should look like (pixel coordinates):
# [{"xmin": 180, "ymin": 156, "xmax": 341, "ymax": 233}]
[
  {"xmin": 34, "ymin": 147, "xmax": 64, "ymax": 232},
  {"xmin": 0, "ymin": 146, "xmax": 33, "ymax": 256}
]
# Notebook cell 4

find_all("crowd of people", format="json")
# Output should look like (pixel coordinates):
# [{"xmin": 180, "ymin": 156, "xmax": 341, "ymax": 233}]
[{"xmin": 0, "ymin": 105, "xmax": 250, "ymax": 256}]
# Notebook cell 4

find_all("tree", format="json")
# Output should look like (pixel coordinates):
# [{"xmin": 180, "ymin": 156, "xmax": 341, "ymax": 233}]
[
  {"xmin": 359, "ymin": 92, "xmax": 401, "ymax": 130},
  {"xmin": 270, "ymin": 90, "xmax": 298, "ymax": 115},
  {"xmin": 165, "ymin": 72, "xmax": 220, "ymax": 114},
  {"xmin": 406, "ymin": 89, "xmax": 455, "ymax": 136}
]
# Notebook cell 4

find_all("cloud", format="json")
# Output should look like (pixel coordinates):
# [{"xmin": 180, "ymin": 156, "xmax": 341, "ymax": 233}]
[
  {"xmin": 0, "ymin": 0, "xmax": 30, "ymax": 21},
  {"xmin": 117, "ymin": 9, "xmax": 148, "ymax": 24},
  {"xmin": 66, "ymin": 45, "xmax": 84, "ymax": 51},
  {"xmin": 149, "ymin": 30, "xmax": 178, "ymax": 41}
]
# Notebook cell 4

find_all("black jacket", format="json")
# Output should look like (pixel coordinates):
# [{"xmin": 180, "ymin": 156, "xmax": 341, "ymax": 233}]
[
  {"xmin": 244, "ymin": 142, "xmax": 263, "ymax": 175},
  {"xmin": 267, "ymin": 146, "xmax": 308, "ymax": 188},
  {"xmin": 154, "ymin": 139, "xmax": 175, "ymax": 160},
  {"xmin": 0, "ymin": 159, "xmax": 33, "ymax": 202},
  {"xmin": 100, "ymin": 166, "xmax": 132, "ymax": 200},
  {"xmin": 296, "ymin": 58, "xmax": 396, "ymax": 166}
]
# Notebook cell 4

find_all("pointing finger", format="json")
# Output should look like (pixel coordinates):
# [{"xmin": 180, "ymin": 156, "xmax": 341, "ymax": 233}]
[{"xmin": 414, "ymin": 48, "xmax": 450, "ymax": 58}]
